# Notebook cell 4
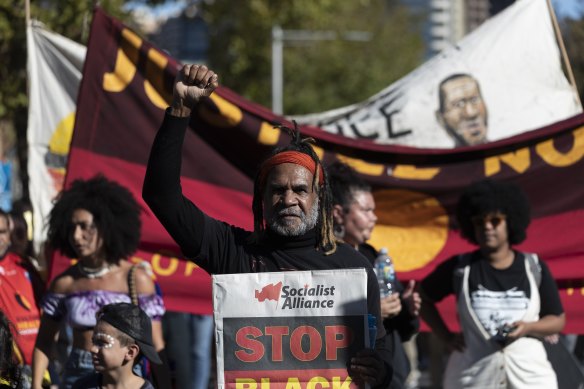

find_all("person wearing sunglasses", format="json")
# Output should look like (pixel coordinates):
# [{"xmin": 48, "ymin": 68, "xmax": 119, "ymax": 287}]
[{"xmin": 419, "ymin": 179, "xmax": 565, "ymax": 388}]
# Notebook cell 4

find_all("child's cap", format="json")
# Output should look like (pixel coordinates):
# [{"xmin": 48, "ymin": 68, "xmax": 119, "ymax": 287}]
[{"xmin": 97, "ymin": 302, "xmax": 162, "ymax": 364}]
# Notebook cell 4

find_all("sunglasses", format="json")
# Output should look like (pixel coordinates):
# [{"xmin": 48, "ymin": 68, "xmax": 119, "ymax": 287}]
[{"xmin": 471, "ymin": 213, "xmax": 506, "ymax": 228}]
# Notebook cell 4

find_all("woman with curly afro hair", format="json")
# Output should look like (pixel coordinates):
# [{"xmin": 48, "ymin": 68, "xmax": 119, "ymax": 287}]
[
  {"xmin": 31, "ymin": 176, "xmax": 170, "ymax": 389},
  {"xmin": 419, "ymin": 179, "xmax": 565, "ymax": 389}
]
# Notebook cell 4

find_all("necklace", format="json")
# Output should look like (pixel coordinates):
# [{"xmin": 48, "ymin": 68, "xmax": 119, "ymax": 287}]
[{"xmin": 77, "ymin": 262, "xmax": 113, "ymax": 279}]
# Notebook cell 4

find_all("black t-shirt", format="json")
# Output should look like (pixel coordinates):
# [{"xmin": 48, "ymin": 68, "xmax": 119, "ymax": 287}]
[
  {"xmin": 72, "ymin": 373, "xmax": 154, "ymax": 389},
  {"xmin": 421, "ymin": 251, "xmax": 563, "ymax": 335}
]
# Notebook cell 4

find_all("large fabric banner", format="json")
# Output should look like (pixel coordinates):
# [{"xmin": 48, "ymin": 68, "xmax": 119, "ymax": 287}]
[
  {"xmin": 26, "ymin": 21, "xmax": 86, "ymax": 253},
  {"xmin": 213, "ymin": 269, "xmax": 368, "ymax": 388},
  {"xmin": 293, "ymin": 0, "xmax": 582, "ymax": 148},
  {"xmin": 55, "ymin": 7, "xmax": 584, "ymax": 332}
]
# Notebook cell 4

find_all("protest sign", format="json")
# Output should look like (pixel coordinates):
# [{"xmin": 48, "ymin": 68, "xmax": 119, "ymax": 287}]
[{"xmin": 213, "ymin": 269, "xmax": 368, "ymax": 388}]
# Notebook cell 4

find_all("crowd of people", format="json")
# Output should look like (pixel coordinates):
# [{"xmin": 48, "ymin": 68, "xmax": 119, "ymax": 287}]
[{"xmin": 0, "ymin": 64, "xmax": 579, "ymax": 389}]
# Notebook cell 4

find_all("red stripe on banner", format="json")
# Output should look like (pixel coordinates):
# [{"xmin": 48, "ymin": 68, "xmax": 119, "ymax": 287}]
[
  {"xmin": 50, "ymin": 148, "xmax": 254, "ymax": 314},
  {"xmin": 66, "ymin": 148, "xmax": 254, "ymax": 232},
  {"xmin": 558, "ymin": 289, "xmax": 584, "ymax": 334},
  {"xmin": 398, "ymin": 209, "xmax": 584, "ymax": 281}
]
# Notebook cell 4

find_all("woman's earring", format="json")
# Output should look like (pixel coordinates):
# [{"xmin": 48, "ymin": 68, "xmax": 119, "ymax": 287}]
[{"xmin": 334, "ymin": 224, "xmax": 345, "ymax": 239}]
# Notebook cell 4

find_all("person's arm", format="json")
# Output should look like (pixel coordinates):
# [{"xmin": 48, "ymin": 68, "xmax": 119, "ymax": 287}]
[
  {"xmin": 387, "ymin": 280, "xmax": 420, "ymax": 342},
  {"xmin": 402, "ymin": 280, "xmax": 421, "ymax": 318},
  {"xmin": 142, "ymin": 65, "xmax": 218, "ymax": 260},
  {"xmin": 348, "ymin": 267, "xmax": 393, "ymax": 388},
  {"xmin": 32, "ymin": 275, "xmax": 71, "ymax": 389},
  {"xmin": 32, "ymin": 315, "xmax": 60, "ymax": 389},
  {"xmin": 508, "ymin": 313, "xmax": 565, "ymax": 340},
  {"xmin": 419, "ymin": 292, "xmax": 464, "ymax": 352},
  {"xmin": 419, "ymin": 258, "xmax": 465, "ymax": 352},
  {"xmin": 134, "ymin": 268, "xmax": 172, "ymax": 389},
  {"xmin": 509, "ymin": 259, "xmax": 565, "ymax": 340}
]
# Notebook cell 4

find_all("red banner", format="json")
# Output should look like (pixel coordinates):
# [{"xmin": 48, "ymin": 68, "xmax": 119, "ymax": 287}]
[{"xmin": 54, "ymin": 8, "xmax": 584, "ymax": 332}]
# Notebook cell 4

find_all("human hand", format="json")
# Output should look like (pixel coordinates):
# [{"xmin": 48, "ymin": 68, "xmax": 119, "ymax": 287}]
[
  {"xmin": 507, "ymin": 321, "xmax": 529, "ymax": 340},
  {"xmin": 544, "ymin": 334, "xmax": 559, "ymax": 344},
  {"xmin": 348, "ymin": 349, "xmax": 387, "ymax": 388},
  {"xmin": 402, "ymin": 280, "xmax": 421, "ymax": 317},
  {"xmin": 380, "ymin": 293, "xmax": 401, "ymax": 319},
  {"xmin": 171, "ymin": 64, "xmax": 219, "ymax": 115}
]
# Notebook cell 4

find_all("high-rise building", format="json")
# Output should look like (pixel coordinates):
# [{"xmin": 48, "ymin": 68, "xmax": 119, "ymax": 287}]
[
  {"xmin": 467, "ymin": 0, "xmax": 516, "ymax": 32},
  {"xmin": 401, "ymin": 0, "xmax": 515, "ymax": 57},
  {"xmin": 466, "ymin": 0, "xmax": 490, "ymax": 32},
  {"xmin": 149, "ymin": 5, "xmax": 209, "ymax": 64}
]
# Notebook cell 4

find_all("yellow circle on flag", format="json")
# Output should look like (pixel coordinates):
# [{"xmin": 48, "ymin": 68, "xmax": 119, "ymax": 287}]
[{"xmin": 368, "ymin": 189, "xmax": 449, "ymax": 272}]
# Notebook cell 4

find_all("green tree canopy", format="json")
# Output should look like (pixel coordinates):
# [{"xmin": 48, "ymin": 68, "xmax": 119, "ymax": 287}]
[
  {"xmin": 202, "ymin": 0, "xmax": 425, "ymax": 115},
  {"xmin": 0, "ymin": 0, "xmax": 131, "ymax": 122},
  {"xmin": 0, "ymin": 0, "xmax": 159, "ymax": 200}
]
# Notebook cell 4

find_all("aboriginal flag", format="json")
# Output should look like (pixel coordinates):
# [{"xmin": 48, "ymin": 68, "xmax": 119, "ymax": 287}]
[{"xmin": 52, "ymin": 7, "xmax": 584, "ymax": 332}]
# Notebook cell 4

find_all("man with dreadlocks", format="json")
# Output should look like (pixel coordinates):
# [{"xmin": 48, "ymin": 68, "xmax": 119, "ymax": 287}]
[{"xmin": 143, "ymin": 64, "xmax": 392, "ymax": 388}]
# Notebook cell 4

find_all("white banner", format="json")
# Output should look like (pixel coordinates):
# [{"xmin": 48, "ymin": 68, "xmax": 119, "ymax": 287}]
[
  {"xmin": 26, "ymin": 21, "xmax": 86, "ymax": 253},
  {"xmin": 293, "ymin": 0, "xmax": 582, "ymax": 148},
  {"xmin": 213, "ymin": 269, "xmax": 368, "ymax": 388}
]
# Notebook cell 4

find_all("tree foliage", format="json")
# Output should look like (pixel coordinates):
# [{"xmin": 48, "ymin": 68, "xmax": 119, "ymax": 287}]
[
  {"xmin": 0, "ymin": 0, "xmax": 28, "ymax": 120},
  {"xmin": 0, "ymin": 0, "xmax": 157, "ymax": 201},
  {"xmin": 0, "ymin": 0, "xmax": 128, "ymax": 122},
  {"xmin": 202, "ymin": 0, "xmax": 425, "ymax": 115}
]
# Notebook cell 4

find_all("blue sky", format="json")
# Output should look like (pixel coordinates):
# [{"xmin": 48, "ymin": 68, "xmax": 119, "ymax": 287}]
[{"xmin": 552, "ymin": 0, "xmax": 584, "ymax": 19}]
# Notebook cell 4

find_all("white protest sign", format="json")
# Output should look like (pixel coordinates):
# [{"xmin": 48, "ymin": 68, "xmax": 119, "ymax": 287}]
[{"xmin": 213, "ymin": 269, "xmax": 369, "ymax": 388}]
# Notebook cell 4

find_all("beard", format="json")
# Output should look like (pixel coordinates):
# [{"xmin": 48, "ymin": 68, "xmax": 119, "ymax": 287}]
[{"xmin": 268, "ymin": 198, "xmax": 319, "ymax": 237}]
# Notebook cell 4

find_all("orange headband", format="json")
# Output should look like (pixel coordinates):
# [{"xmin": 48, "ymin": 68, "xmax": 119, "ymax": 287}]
[{"xmin": 259, "ymin": 151, "xmax": 324, "ymax": 187}]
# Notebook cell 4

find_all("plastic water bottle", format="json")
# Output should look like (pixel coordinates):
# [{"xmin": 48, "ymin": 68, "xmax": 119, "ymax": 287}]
[{"xmin": 374, "ymin": 247, "xmax": 395, "ymax": 298}]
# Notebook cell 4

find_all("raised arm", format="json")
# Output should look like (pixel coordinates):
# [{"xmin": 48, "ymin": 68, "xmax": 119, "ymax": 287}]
[
  {"xmin": 168, "ymin": 64, "xmax": 218, "ymax": 119},
  {"xmin": 142, "ymin": 65, "xmax": 218, "ymax": 258},
  {"xmin": 32, "ymin": 275, "xmax": 71, "ymax": 389}
]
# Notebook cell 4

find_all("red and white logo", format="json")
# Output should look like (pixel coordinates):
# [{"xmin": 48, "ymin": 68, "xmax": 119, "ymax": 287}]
[{"xmin": 254, "ymin": 281, "xmax": 283, "ymax": 303}]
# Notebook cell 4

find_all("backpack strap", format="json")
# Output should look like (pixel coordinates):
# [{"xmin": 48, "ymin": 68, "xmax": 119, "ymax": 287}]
[
  {"xmin": 452, "ymin": 253, "xmax": 472, "ymax": 296},
  {"xmin": 524, "ymin": 252, "xmax": 542, "ymax": 288}
]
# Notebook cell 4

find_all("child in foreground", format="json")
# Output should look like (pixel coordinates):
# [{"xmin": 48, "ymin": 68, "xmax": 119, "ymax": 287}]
[{"xmin": 72, "ymin": 303, "xmax": 161, "ymax": 389}]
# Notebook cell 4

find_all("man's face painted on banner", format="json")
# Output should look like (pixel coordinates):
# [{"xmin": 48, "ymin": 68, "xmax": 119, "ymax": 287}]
[
  {"xmin": 263, "ymin": 163, "xmax": 319, "ymax": 237},
  {"xmin": 437, "ymin": 76, "xmax": 488, "ymax": 146}
]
